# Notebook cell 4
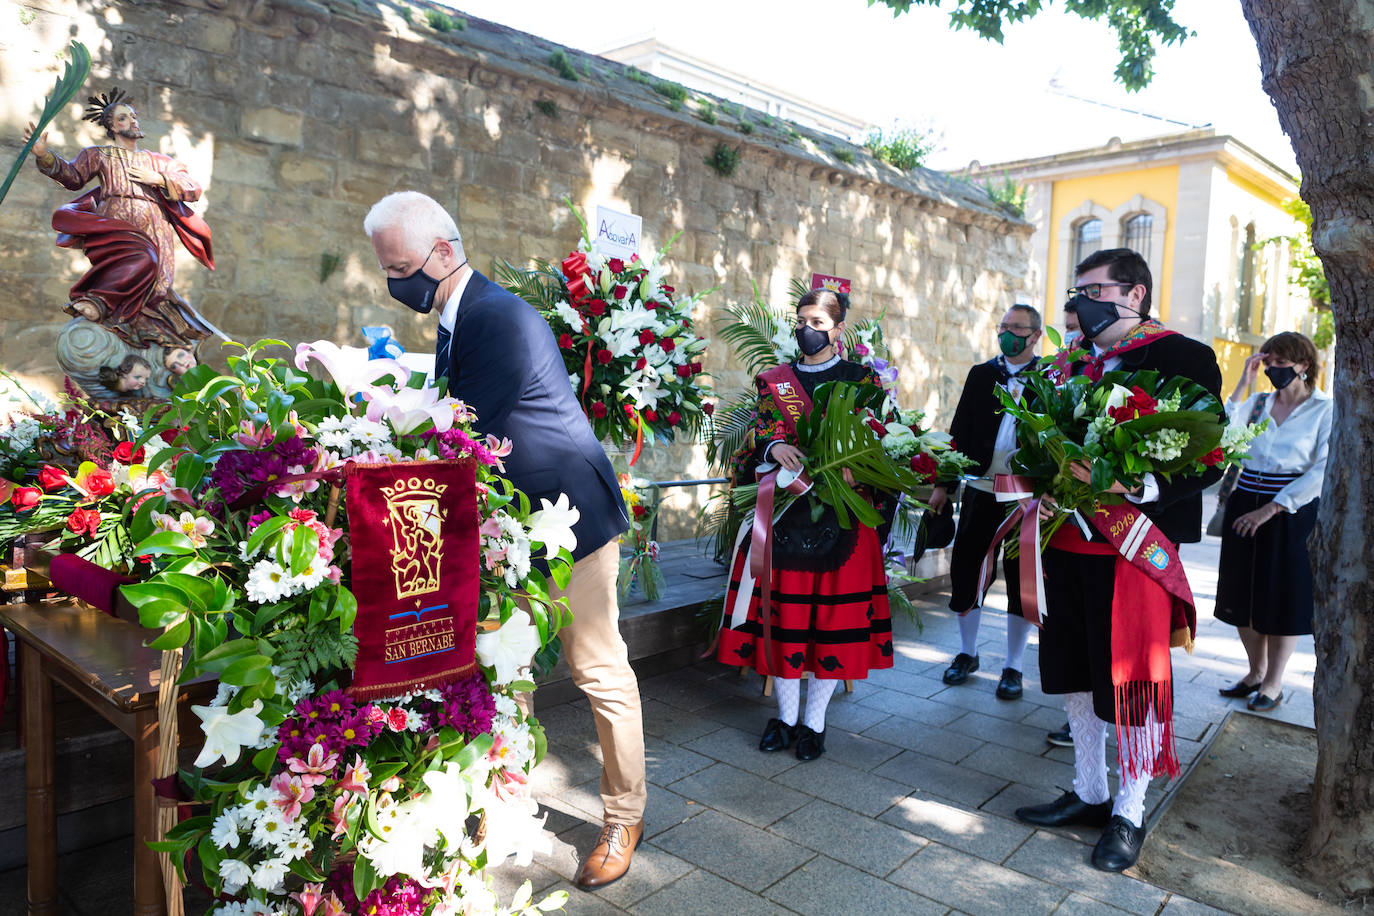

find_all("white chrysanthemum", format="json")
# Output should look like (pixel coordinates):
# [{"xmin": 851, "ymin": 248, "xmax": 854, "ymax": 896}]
[
  {"xmin": 211, "ymin": 809, "xmax": 241, "ymax": 850},
  {"xmin": 245, "ymin": 559, "xmax": 292, "ymax": 604},
  {"xmin": 289, "ymin": 561, "xmax": 327, "ymax": 592},
  {"xmin": 553, "ymin": 300, "xmax": 583, "ymax": 330},
  {"xmin": 316, "ymin": 429, "xmax": 353, "ymax": 452},
  {"xmin": 217, "ymin": 858, "xmax": 253, "ymax": 895},
  {"xmin": 405, "ymin": 709, "xmax": 425, "ymax": 731},
  {"xmin": 493, "ymin": 694, "xmax": 520, "ymax": 718},
  {"xmin": 239, "ymin": 788, "xmax": 275, "ymax": 824},
  {"xmin": 271, "ymin": 825, "xmax": 311, "ymax": 860},
  {"xmin": 210, "ymin": 681, "xmax": 237, "ymax": 708},
  {"xmin": 250, "ymin": 856, "xmax": 289, "ymax": 891},
  {"xmin": 250, "ymin": 806, "xmax": 291, "ymax": 850}
]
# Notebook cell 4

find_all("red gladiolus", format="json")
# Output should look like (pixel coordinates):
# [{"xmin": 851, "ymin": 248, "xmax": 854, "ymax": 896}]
[
  {"xmin": 587, "ymin": 299, "xmax": 607, "ymax": 317},
  {"xmin": 66, "ymin": 508, "xmax": 102, "ymax": 536},
  {"xmin": 910, "ymin": 452, "xmax": 938, "ymax": 483},
  {"xmin": 83, "ymin": 468, "xmax": 116, "ymax": 498},
  {"xmin": 661, "ymin": 338, "xmax": 676, "ymax": 353},
  {"xmin": 635, "ymin": 357, "xmax": 647, "ymax": 370},
  {"xmin": 37, "ymin": 465, "xmax": 68, "ymax": 491},
  {"xmin": 676, "ymin": 365, "xmax": 692, "ymax": 378},
  {"xmin": 703, "ymin": 402, "xmax": 715, "ymax": 416},
  {"xmin": 667, "ymin": 411, "xmax": 682, "ymax": 426},
  {"xmin": 613, "ymin": 284, "xmax": 629, "ymax": 300},
  {"xmin": 643, "ymin": 408, "xmax": 659, "ymax": 422},
  {"xmin": 11, "ymin": 486, "xmax": 41, "ymax": 511},
  {"xmin": 1107, "ymin": 386, "xmax": 1159, "ymax": 424},
  {"xmin": 558, "ymin": 333, "xmax": 574, "ymax": 349},
  {"xmin": 690, "ymin": 361, "xmax": 703, "ymax": 375},
  {"xmin": 591, "ymin": 401, "xmax": 608, "ymax": 418},
  {"xmin": 113, "ymin": 442, "xmax": 146, "ymax": 465},
  {"xmin": 632, "ymin": 504, "xmax": 647, "ymax": 519},
  {"xmin": 597, "ymin": 349, "xmax": 614, "ymax": 365},
  {"xmin": 1201, "ymin": 447, "xmax": 1225, "ymax": 467},
  {"xmin": 638, "ymin": 329, "xmax": 656, "ymax": 346}
]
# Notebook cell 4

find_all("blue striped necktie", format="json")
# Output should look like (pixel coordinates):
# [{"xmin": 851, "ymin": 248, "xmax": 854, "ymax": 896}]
[{"xmin": 435, "ymin": 324, "xmax": 452, "ymax": 387}]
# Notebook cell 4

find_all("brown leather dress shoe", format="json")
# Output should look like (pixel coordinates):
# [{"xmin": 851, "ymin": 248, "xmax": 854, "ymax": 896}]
[{"xmin": 575, "ymin": 821, "xmax": 644, "ymax": 889}]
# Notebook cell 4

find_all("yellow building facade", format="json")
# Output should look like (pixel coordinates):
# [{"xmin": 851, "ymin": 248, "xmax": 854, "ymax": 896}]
[{"xmin": 969, "ymin": 130, "xmax": 1313, "ymax": 394}]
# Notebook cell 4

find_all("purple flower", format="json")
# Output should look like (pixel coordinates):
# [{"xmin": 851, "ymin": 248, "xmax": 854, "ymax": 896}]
[
  {"xmin": 435, "ymin": 673, "xmax": 496, "ymax": 735},
  {"xmin": 870, "ymin": 357, "xmax": 900, "ymax": 388}
]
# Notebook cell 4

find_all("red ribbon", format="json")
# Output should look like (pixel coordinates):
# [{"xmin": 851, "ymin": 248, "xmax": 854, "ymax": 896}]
[
  {"xmin": 630, "ymin": 411, "xmax": 644, "ymax": 466},
  {"xmin": 562, "ymin": 252, "xmax": 593, "ymax": 304},
  {"xmin": 748, "ymin": 465, "xmax": 814, "ymax": 675},
  {"xmin": 972, "ymin": 475, "xmax": 1046, "ymax": 625}
]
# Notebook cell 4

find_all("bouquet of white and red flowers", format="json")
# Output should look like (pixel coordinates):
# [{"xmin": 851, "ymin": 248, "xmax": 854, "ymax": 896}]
[{"xmin": 496, "ymin": 206, "xmax": 711, "ymax": 455}]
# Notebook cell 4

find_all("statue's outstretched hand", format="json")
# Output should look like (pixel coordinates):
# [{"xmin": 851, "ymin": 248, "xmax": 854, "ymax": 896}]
[{"xmin": 23, "ymin": 122, "xmax": 48, "ymax": 159}]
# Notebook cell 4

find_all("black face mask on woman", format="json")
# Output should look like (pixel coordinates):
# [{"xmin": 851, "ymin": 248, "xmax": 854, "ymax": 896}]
[
  {"xmin": 795, "ymin": 324, "xmax": 834, "ymax": 356},
  {"xmin": 387, "ymin": 242, "xmax": 465, "ymax": 314},
  {"xmin": 1264, "ymin": 365, "xmax": 1299, "ymax": 390}
]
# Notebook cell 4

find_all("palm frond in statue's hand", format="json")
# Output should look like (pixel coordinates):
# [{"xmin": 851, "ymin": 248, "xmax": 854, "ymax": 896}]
[{"xmin": 1, "ymin": 41, "xmax": 90, "ymax": 208}]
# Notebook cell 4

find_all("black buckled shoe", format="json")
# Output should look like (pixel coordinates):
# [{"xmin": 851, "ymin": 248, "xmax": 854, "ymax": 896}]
[
  {"xmin": 1247, "ymin": 691, "xmax": 1283, "ymax": 712},
  {"xmin": 1015, "ymin": 790, "xmax": 1113, "ymax": 828},
  {"xmin": 995, "ymin": 667, "xmax": 1023, "ymax": 700},
  {"xmin": 942, "ymin": 653, "xmax": 980, "ymax": 685},
  {"xmin": 1218, "ymin": 679, "xmax": 1262, "ymax": 699},
  {"xmin": 1091, "ymin": 815, "xmax": 1146, "ymax": 872},
  {"xmin": 794, "ymin": 725, "xmax": 825, "ymax": 761},
  {"xmin": 1046, "ymin": 723, "xmax": 1073, "ymax": 747},
  {"xmin": 759, "ymin": 718, "xmax": 797, "ymax": 752}
]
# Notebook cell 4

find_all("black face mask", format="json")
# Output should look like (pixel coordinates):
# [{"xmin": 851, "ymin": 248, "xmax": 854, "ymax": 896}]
[
  {"xmin": 1264, "ymin": 365, "xmax": 1299, "ymax": 390},
  {"xmin": 387, "ymin": 243, "xmax": 465, "ymax": 314},
  {"xmin": 795, "ymin": 325, "xmax": 834, "ymax": 357},
  {"xmin": 1066, "ymin": 292, "xmax": 1139, "ymax": 341}
]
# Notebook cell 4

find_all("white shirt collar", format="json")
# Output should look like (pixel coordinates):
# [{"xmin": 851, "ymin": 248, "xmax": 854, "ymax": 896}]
[{"xmin": 438, "ymin": 268, "xmax": 476, "ymax": 332}]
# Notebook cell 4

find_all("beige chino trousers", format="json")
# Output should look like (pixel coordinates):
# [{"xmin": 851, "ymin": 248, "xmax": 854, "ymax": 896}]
[{"xmin": 521, "ymin": 539, "xmax": 646, "ymax": 825}]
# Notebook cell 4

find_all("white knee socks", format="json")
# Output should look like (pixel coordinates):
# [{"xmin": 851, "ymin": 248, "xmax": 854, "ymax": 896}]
[
  {"xmin": 1113, "ymin": 709, "xmax": 1163, "ymax": 828},
  {"xmin": 958, "ymin": 606, "xmax": 982, "ymax": 657},
  {"xmin": 803, "ymin": 678, "xmax": 840, "ymax": 733},
  {"xmin": 1065, "ymin": 691, "xmax": 1110, "ymax": 805},
  {"xmin": 1005, "ymin": 615, "xmax": 1034, "ymax": 672},
  {"xmin": 775, "ymin": 677, "xmax": 800, "ymax": 726}
]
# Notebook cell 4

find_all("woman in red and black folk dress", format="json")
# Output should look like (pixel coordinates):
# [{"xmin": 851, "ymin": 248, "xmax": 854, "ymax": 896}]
[{"xmin": 717, "ymin": 288, "xmax": 894, "ymax": 761}]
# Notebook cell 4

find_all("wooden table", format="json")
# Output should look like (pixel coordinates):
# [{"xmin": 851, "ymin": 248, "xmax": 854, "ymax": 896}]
[{"xmin": 0, "ymin": 600, "xmax": 216, "ymax": 915}]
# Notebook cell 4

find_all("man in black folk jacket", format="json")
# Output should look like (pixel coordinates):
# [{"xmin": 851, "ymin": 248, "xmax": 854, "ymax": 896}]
[
  {"xmin": 366, "ymin": 192, "xmax": 644, "ymax": 890},
  {"xmin": 931, "ymin": 305, "xmax": 1043, "ymax": 701},
  {"xmin": 1014, "ymin": 248, "xmax": 1223, "ymax": 874}
]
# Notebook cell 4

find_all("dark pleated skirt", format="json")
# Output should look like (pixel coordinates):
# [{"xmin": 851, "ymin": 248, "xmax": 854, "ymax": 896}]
[{"xmin": 1214, "ymin": 489, "xmax": 1318, "ymax": 636}]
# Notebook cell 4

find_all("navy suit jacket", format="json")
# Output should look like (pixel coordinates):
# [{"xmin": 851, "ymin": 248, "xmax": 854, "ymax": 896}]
[{"xmin": 444, "ymin": 270, "xmax": 628, "ymax": 560}]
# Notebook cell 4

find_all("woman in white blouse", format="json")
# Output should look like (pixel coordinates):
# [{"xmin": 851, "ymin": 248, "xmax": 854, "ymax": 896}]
[{"xmin": 1215, "ymin": 331, "xmax": 1331, "ymax": 712}]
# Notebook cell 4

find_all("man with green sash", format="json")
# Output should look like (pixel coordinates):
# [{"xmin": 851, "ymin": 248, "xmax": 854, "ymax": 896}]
[{"xmin": 1013, "ymin": 249, "xmax": 1223, "ymax": 872}]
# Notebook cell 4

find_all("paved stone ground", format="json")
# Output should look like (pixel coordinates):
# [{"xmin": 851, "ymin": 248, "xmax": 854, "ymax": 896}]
[
  {"xmin": 0, "ymin": 535, "xmax": 1315, "ymax": 915},
  {"xmin": 510, "ymin": 534, "xmax": 1315, "ymax": 916}
]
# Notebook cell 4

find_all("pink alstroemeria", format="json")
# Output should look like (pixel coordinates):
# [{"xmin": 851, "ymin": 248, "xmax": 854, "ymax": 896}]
[
  {"xmin": 234, "ymin": 419, "xmax": 275, "ymax": 449},
  {"xmin": 286, "ymin": 742, "xmax": 340, "ymax": 788},
  {"xmin": 153, "ymin": 511, "xmax": 215, "ymax": 548},
  {"xmin": 270, "ymin": 771, "xmax": 315, "ymax": 823},
  {"xmin": 272, "ymin": 464, "xmax": 321, "ymax": 502},
  {"xmin": 290, "ymin": 882, "xmax": 326, "ymax": 916},
  {"xmin": 338, "ymin": 754, "xmax": 371, "ymax": 796},
  {"xmin": 483, "ymin": 434, "xmax": 513, "ymax": 471},
  {"xmin": 329, "ymin": 794, "xmax": 354, "ymax": 840},
  {"xmin": 318, "ymin": 893, "xmax": 347, "ymax": 916},
  {"xmin": 294, "ymin": 340, "xmax": 412, "ymax": 398}
]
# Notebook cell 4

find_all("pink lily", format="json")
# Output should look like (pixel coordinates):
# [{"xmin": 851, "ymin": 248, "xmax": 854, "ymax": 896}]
[
  {"xmin": 294, "ymin": 340, "xmax": 412, "ymax": 398},
  {"xmin": 361, "ymin": 384, "xmax": 461, "ymax": 435},
  {"xmin": 290, "ymin": 882, "xmax": 326, "ymax": 916}
]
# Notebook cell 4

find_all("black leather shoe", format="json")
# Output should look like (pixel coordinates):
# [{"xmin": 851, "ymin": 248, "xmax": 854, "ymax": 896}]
[
  {"xmin": 1046, "ymin": 723, "xmax": 1073, "ymax": 747},
  {"xmin": 1091, "ymin": 815, "xmax": 1146, "ymax": 872},
  {"xmin": 1248, "ymin": 691, "xmax": 1284, "ymax": 712},
  {"xmin": 995, "ymin": 668, "xmax": 1023, "ymax": 700},
  {"xmin": 794, "ymin": 725, "xmax": 825, "ymax": 761},
  {"xmin": 942, "ymin": 653, "xmax": 980, "ymax": 685},
  {"xmin": 759, "ymin": 718, "xmax": 796, "ymax": 752},
  {"xmin": 1219, "ymin": 679, "xmax": 1262, "ymax": 699},
  {"xmin": 1015, "ymin": 790, "xmax": 1113, "ymax": 828}
]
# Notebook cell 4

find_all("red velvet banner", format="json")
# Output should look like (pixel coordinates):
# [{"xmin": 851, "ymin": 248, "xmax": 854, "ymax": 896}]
[{"xmin": 345, "ymin": 460, "xmax": 480, "ymax": 701}]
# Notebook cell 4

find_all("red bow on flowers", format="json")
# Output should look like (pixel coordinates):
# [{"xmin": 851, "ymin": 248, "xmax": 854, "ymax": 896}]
[{"xmin": 562, "ymin": 251, "xmax": 594, "ymax": 304}]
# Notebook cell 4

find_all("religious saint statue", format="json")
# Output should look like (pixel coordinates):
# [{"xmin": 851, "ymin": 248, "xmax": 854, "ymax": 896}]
[{"xmin": 22, "ymin": 87, "xmax": 218, "ymax": 350}]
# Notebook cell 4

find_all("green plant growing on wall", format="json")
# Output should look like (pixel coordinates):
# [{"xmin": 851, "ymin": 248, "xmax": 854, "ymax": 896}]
[
  {"xmin": 1258, "ymin": 196, "xmax": 1335, "ymax": 348},
  {"xmin": 398, "ymin": 6, "xmax": 413, "ymax": 22},
  {"xmin": 19, "ymin": 8, "xmax": 35, "ymax": 24},
  {"xmin": 319, "ymin": 252, "xmax": 342, "ymax": 284},
  {"xmin": 1, "ymin": 40, "xmax": 88, "ymax": 209},
  {"xmin": 760, "ymin": 114, "xmax": 775, "ymax": 128},
  {"xmin": 533, "ymin": 99, "xmax": 559, "ymax": 119},
  {"xmin": 737, "ymin": 120, "xmax": 755, "ymax": 135},
  {"xmin": 865, "ymin": 127, "xmax": 936, "ymax": 171},
  {"xmin": 652, "ymin": 79, "xmax": 689, "ymax": 103},
  {"xmin": 705, "ymin": 142, "xmax": 741, "ymax": 178},
  {"xmin": 832, "ymin": 148, "xmax": 854, "ymax": 164},
  {"xmin": 697, "ymin": 99, "xmax": 717, "ymax": 125},
  {"xmin": 424, "ymin": 9, "xmax": 463, "ymax": 32},
  {"xmin": 626, "ymin": 67, "xmax": 651, "ymax": 85},
  {"xmin": 548, "ymin": 49, "xmax": 579, "ymax": 81},
  {"xmin": 982, "ymin": 172, "xmax": 1028, "ymax": 217}
]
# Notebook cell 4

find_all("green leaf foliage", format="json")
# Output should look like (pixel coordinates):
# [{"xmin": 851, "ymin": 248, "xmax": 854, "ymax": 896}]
[{"xmin": 0, "ymin": 41, "xmax": 90, "ymax": 207}]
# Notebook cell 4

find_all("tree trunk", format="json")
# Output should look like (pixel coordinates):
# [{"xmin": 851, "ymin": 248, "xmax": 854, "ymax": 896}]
[{"xmin": 1241, "ymin": 0, "xmax": 1374, "ymax": 896}]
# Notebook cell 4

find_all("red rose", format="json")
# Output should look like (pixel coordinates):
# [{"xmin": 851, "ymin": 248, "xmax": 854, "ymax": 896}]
[
  {"xmin": 613, "ymin": 284, "xmax": 629, "ymax": 300},
  {"xmin": 690, "ymin": 361, "xmax": 703, "ymax": 375},
  {"xmin": 643, "ymin": 409, "xmax": 659, "ymax": 422},
  {"xmin": 1201, "ymin": 447, "xmax": 1225, "ymax": 467},
  {"xmin": 662, "ymin": 285, "xmax": 675, "ymax": 295},
  {"xmin": 703, "ymin": 402, "xmax": 715, "ymax": 417},
  {"xmin": 632, "ymin": 504, "xmax": 647, "ymax": 519},
  {"xmin": 635, "ymin": 357, "xmax": 647, "ymax": 370},
  {"xmin": 587, "ymin": 299, "xmax": 608, "ymax": 317},
  {"xmin": 644, "ymin": 300, "xmax": 658, "ymax": 310},
  {"xmin": 386, "ymin": 707, "xmax": 409, "ymax": 732},
  {"xmin": 608, "ymin": 258, "xmax": 625, "ymax": 274},
  {"xmin": 113, "ymin": 442, "xmax": 146, "ymax": 465},
  {"xmin": 37, "ymin": 465, "xmax": 68, "ymax": 491},
  {"xmin": 11, "ymin": 486, "xmax": 41, "ymax": 511},
  {"xmin": 660, "ymin": 338, "xmax": 676, "ymax": 353},
  {"xmin": 83, "ymin": 468, "xmax": 116, "ymax": 498},
  {"xmin": 591, "ymin": 401, "xmax": 608, "ymax": 418},
  {"xmin": 910, "ymin": 453, "xmax": 938, "ymax": 483},
  {"xmin": 624, "ymin": 404, "xmax": 635, "ymax": 416},
  {"xmin": 66, "ymin": 508, "xmax": 101, "ymax": 536},
  {"xmin": 676, "ymin": 365, "xmax": 692, "ymax": 378},
  {"xmin": 597, "ymin": 349, "xmax": 614, "ymax": 365},
  {"xmin": 638, "ymin": 329, "xmax": 656, "ymax": 346},
  {"xmin": 558, "ymin": 333, "xmax": 574, "ymax": 349},
  {"xmin": 159, "ymin": 425, "xmax": 188, "ymax": 445},
  {"xmin": 1108, "ymin": 386, "xmax": 1159, "ymax": 424},
  {"xmin": 667, "ymin": 411, "xmax": 682, "ymax": 426},
  {"xmin": 865, "ymin": 417, "xmax": 888, "ymax": 437}
]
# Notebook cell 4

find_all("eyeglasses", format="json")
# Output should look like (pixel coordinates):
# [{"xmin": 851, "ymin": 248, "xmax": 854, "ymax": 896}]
[
  {"xmin": 997, "ymin": 323, "xmax": 1034, "ymax": 335},
  {"xmin": 1066, "ymin": 282, "xmax": 1135, "ymax": 299}
]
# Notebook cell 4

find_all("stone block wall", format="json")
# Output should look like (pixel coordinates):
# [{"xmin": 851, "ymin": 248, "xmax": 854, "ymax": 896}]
[{"xmin": 0, "ymin": 0, "xmax": 1031, "ymax": 534}]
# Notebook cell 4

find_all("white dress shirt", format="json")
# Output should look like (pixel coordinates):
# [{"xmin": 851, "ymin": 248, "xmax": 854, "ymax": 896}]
[
  {"xmin": 970, "ymin": 356, "xmax": 1033, "ymax": 493},
  {"xmin": 1226, "ymin": 389, "xmax": 1332, "ymax": 511},
  {"xmin": 438, "ymin": 267, "xmax": 476, "ymax": 333}
]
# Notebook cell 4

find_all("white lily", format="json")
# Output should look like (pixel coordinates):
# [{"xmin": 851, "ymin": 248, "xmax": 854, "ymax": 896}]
[
  {"xmin": 601, "ymin": 327, "xmax": 641, "ymax": 360},
  {"xmin": 1103, "ymin": 383, "xmax": 1135, "ymax": 412},
  {"xmin": 552, "ymin": 300, "xmax": 583, "ymax": 331},
  {"xmin": 419, "ymin": 760, "xmax": 476, "ymax": 848},
  {"xmin": 608, "ymin": 304, "xmax": 658, "ymax": 334},
  {"xmin": 476, "ymin": 786, "xmax": 552, "ymax": 868},
  {"xmin": 526, "ymin": 493, "xmax": 581, "ymax": 558},
  {"xmin": 294, "ymin": 340, "xmax": 411, "ymax": 397},
  {"xmin": 362, "ymin": 385, "xmax": 458, "ymax": 435},
  {"xmin": 476, "ymin": 614, "xmax": 542, "ymax": 684},
  {"xmin": 192, "ymin": 700, "xmax": 266, "ymax": 767}
]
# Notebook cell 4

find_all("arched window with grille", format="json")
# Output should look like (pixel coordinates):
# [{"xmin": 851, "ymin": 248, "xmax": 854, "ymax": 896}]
[
  {"xmin": 1122, "ymin": 213, "xmax": 1153, "ymax": 261},
  {"xmin": 1072, "ymin": 218, "xmax": 1102, "ymax": 269}
]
